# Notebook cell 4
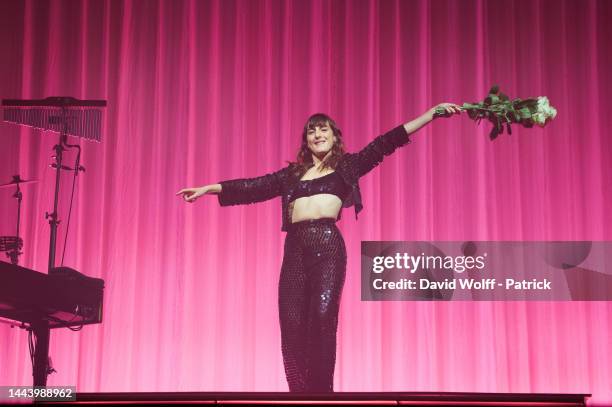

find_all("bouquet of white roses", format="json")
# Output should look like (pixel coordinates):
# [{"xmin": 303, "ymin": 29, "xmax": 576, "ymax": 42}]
[{"xmin": 435, "ymin": 85, "xmax": 558, "ymax": 140}]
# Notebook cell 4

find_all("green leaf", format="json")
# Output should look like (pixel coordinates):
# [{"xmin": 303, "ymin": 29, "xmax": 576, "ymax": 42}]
[
  {"xmin": 519, "ymin": 107, "xmax": 531, "ymax": 119},
  {"xmin": 507, "ymin": 109, "xmax": 518, "ymax": 122},
  {"xmin": 490, "ymin": 126, "xmax": 499, "ymax": 140}
]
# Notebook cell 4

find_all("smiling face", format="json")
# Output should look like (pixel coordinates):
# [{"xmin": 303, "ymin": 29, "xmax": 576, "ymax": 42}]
[
  {"xmin": 296, "ymin": 113, "xmax": 346, "ymax": 171},
  {"xmin": 306, "ymin": 121, "xmax": 337, "ymax": 158}
]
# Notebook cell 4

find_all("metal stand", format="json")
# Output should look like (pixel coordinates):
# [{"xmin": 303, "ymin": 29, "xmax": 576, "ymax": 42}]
[
  {"xmin": 0, "ymin": 175, "xmax": 32, "ymax": 265},
  {"xmin": 46, "ymin": 117, "xmax": 67, "ymax": 273},
  {"xmin": 9, "ymin": 182, "xmax": 23, "ymax": 264},
  {"xmin": 32, "ymin": 321, "xmax": 51, "ymax": 386},
  {"xmin": 35, "ymin": 113, "xmax": 68, "ymax": 387}
]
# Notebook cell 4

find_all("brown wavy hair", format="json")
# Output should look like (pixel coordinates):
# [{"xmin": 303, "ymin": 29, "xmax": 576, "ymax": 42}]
[{"xmin": 287, "ymin": 113, "xmax": 347, "ymax": 179}]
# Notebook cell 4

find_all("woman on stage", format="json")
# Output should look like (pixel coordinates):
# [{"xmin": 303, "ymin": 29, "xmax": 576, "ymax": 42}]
[{"xmin": 177, "ymin": 103, "xmax": 462, "ymax": 392}]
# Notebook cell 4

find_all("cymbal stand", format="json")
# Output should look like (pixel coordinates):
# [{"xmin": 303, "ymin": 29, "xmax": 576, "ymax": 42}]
[
  {"xmin": 6, "ymin": 180, "xmax": 23, "ymax": 265},
  {"xmin": 46, "ymin": 106, "xmax": 68, "ymax": 273}
]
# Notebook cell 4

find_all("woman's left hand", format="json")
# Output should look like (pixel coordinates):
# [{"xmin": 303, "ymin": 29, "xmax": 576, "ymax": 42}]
[{"xmin": 430, "ymin": 103, "xmax": 462, "ymax": 118}]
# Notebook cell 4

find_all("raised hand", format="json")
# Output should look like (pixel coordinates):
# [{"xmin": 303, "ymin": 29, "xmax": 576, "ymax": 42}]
[{"xmin": 431, "ymin": 102, "xmax": 462, "ymax": 118}]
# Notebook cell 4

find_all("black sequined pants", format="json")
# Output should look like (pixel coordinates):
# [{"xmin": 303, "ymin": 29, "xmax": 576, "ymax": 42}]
[{"xmin": 278, "ymin": 217, "xmax": 347, "ymax": 393}]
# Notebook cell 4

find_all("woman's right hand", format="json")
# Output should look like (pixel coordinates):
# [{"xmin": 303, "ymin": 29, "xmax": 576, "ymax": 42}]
[{"xmin": 176, "ymin": 184, "xmax": 220, "ymax": 203}]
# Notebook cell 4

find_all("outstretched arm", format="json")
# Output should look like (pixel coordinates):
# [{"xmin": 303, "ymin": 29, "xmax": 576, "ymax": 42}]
[
  {"xmin": 216, "ymin": 168, "xmax": 287, "ymax": 206},
  {"xmin": 354, "ymin": 103, "xmax": 461, "ymax": 178},
  {"xmin": 402, "ymin": 103, "xmax": 461, "ymax": 135},
  {"xmin": 176, "ymin": 166, "xmax": 289, "ymax": 206},
  {"xmin": 176, "ymin": 183, "xmax": 222, "ymax": 203}
]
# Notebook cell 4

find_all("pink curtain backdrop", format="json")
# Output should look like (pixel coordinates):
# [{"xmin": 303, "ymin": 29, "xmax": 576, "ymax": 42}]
[{"xmin": 0, "ymin": 0, "xmax": 610, "ymax": 403}]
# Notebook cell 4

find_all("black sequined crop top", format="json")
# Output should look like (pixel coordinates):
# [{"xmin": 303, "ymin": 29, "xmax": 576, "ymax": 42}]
[{"xmin": 288, "ymin": 171, "xmax": 350, "ymax": 204}]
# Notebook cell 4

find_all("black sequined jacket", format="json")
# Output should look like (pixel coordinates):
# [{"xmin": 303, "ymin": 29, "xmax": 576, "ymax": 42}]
[{"xmin": 217, "ymin": 124, "xmax": 412, "ymax": 231}]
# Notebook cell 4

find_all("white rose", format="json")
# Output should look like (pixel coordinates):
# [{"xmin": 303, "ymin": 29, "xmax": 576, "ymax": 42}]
[
  {"xmin": 534, "ymin": 96, "xmax": 557, "ymax": 122},
  {"xmin": 532, "ymin": 112, "xmax": 547, "ymax": 127},
  {"xmin": 542, "ymin": 106, "xmax": 555, "ymax": 119},
  {"xmin": 537, "ymin": 96, "xmax": 550, "ymax": 109}
]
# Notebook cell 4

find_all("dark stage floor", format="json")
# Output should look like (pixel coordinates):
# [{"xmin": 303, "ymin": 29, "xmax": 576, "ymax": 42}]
[{"xmin": 49, "ymin": 391, "xmax": 591, "ymax": 406}]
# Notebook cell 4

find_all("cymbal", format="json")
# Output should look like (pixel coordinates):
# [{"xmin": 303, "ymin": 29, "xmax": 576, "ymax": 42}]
[{"xmin": 0, "ymin": 175, "xmax": 38, "ymax": 188}]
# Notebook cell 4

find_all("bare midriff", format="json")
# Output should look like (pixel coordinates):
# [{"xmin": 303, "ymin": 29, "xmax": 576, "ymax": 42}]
[
  {"xmin": 290, "ymin": 194, "xmax": 342, "ymax": 223},
  {"xmin": 290, "ymin": 170, "xmax": 343, "ymax": 223}
]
